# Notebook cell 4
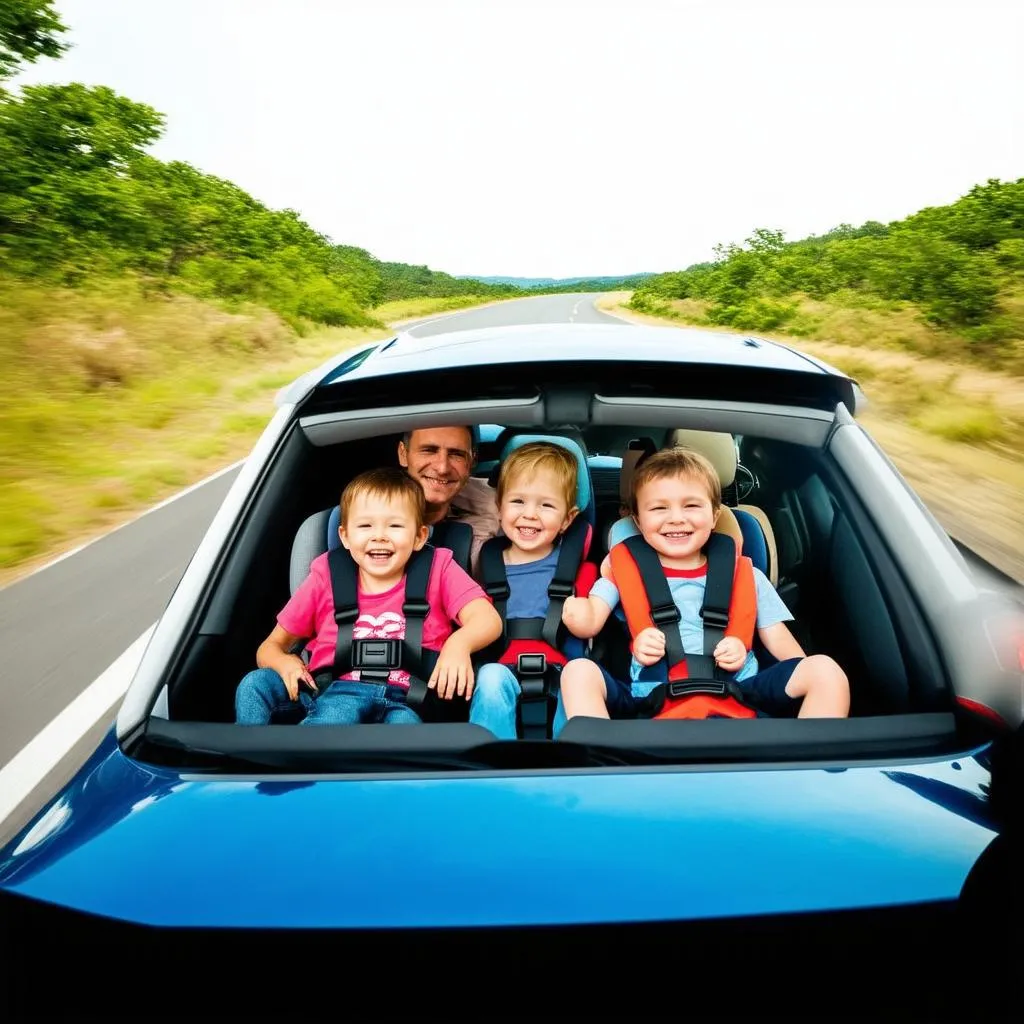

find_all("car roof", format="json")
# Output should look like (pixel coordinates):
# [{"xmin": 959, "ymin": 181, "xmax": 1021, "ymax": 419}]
[
  {"xmin": 278, "ymin": 323, "xmax": 853, "ymax": 406},
  {"xmin": 345, "ymin": 323, "xmax": 843, "ymax": 381}
]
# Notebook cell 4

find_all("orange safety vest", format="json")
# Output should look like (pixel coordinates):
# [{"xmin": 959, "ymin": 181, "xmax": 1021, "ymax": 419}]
[{"xmin": 608, "ymin": 531, "xmax": 758, "ymax": 719}]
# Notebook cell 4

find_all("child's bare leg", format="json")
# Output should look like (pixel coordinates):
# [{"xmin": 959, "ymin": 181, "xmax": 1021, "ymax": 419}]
[
  {"xmin": 560, "ymin": 660, "xmax": 611, "ymax": 720},
  {"xmin": 786, "ymin": 655, "xmax": 850, "ymax": 718}
]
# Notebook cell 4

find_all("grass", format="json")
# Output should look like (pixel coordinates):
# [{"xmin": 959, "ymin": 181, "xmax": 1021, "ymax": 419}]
[
  {"xmin": 911, "ymin": 405, "xmax": 1007, "ymax": 444},
  {"xmin": 373, "ymin": 294, "xmax": 506, "ymax": 321},
  {"xmin": 0, "ymin": 276, "xmax": 494, "ymax": 582}
]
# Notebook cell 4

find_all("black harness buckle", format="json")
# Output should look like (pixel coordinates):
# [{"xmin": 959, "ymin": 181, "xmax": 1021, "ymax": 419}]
[
  {"xmin": 351, "ymin": 638, "xmax": 403, "ymax": 677},
  {"xmin": 650, "ymin": 603, "xmax": 680, "ymax": 627},
  {"xmin": 547, "ymin": 580, "xmax": 574, "ymax": 600},
  {"xmin": 516, "ymin": 653, "xmax": 548, "ymax": 677},
  {"xmin": 700, "ymin": 607, "xmax": 730, "ymax": 630},
  {"xmin": 667, "ymin": 679, "xmax": 728, "ymax": 700}
]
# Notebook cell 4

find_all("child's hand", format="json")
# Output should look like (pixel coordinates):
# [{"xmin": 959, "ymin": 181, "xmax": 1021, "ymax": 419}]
[
  {"xmin": 429, "ymin": 635, "xmax": 475, "ymax": 700},
  {"xmin": 600, "ymin": 554, "xmax": 613, "ymax": 579},
  {"xmin": 633, "ymin": 627, "xmax": 666, "ymax": 667},
  {"xmin": 713, "ymin": 635, "xmax": 747, "ymax": 673},
  {"xmin": 282, "ymin": 656, "xmax": 316, "ymax": 701}
]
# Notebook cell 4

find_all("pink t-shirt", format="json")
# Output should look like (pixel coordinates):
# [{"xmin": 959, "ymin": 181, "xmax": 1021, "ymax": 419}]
[{"xmin": 278, "ymin": 547, "xmax": 487, "ymax": 686}]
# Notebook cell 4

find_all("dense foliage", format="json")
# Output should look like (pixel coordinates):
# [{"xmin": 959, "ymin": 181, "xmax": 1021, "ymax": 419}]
[
  {"xmin": 0, "ymin": 0, "xmax": 66, "ymax": 79},
  {"xmin": 0, "ymin": 2, "xmax": 517, "ymax": 327},
  {"xmin": 631, "ymin": 180, "xmax": 1024, "ymax": 358}
]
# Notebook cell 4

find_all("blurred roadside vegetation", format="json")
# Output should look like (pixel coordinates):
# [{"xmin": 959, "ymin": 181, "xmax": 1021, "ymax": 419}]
[{"xmin": 630, "ymin": 180, "xmax": 1024, "ymax": 376}]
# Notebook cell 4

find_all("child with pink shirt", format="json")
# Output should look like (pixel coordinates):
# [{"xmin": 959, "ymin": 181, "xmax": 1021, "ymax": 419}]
[{"xmin": 235, "ymin": 467, "xmax": 502, "ymax": 725}]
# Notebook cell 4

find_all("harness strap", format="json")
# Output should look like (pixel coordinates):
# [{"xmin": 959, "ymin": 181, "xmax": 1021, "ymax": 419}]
[
  {"xmin": 478, "ymin": 522, "xmax": 592, "ymax": 739},
  {"xmin": 401, "ymin": 546, "xmax": 434, "ymax": 699},
  {"xmin": 622, "ymin": 531, "xmax": 738, "ymax": 683},
  {"xmin": 328, "ymin": 545, "xmax": 360, "ymax": 679},
  {"xmin": 325, "ymin": 544, "xmax": 435, "ymax": 707},
  {"xmin": 700, "ymin": 532, "xmax": 735, "ymax": 671},
  {"xmin": 478, "ymin": 521, "xmax": 591, "ymax": 662},
  {"xmin": 514, "ymin": 651, "xmax": 559, "ymax": 740},
  {"xmin": 541, "ymin": 515, "xmax": 589, "ymax": 650},
  {"xmin": 621, "ymin": 533, "xmax": 689, "ymax": 671},
  {"xmin": 480, "ymin": 533, "xmax": 510, "ymax": 608}
]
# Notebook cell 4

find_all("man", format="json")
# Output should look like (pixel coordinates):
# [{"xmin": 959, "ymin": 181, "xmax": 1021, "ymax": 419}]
[{"xmin": 397, "ymin": 425, "xmax": 500, "ymax": 572}]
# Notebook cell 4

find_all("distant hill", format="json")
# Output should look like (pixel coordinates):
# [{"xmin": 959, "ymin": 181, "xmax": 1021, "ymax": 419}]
[{"xmin": 465, "ymin": 273, "xmax": 656, "ymax": 289}]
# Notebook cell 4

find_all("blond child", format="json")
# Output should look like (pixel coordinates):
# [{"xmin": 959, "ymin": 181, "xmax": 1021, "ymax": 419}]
[{"xmin": 468, "ymin": 442, "xmax": 596, "ymax": 738}]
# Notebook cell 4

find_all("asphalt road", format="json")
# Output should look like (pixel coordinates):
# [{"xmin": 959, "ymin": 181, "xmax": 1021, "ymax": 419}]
[{"xmin": 0, "ymin": 291, "xmax": 1019, "ymax": 837}]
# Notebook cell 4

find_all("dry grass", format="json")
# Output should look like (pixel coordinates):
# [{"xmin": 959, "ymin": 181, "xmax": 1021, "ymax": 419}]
[{"xmin": 0, "ymin": 280, "xmax": 490, "ymax": 584}]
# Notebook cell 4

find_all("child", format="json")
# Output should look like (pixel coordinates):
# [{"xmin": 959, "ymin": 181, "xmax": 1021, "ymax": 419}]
[
  {"xmin": 235, "ymin": 466, "xmax": 502, "ymax": 725},
  {"xmin": 468, "ymin": 442, "xmax": 596, "ymax": 739},
  {"xmin": 559, "ymin": 446, "xmax": 849, "ymax": 722}
]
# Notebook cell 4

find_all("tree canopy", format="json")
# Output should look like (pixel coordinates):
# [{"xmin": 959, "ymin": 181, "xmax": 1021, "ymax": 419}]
[
  {"xmin": 631, "ymin": 178, "xmax": 1024, "ymax": 350},
  {"xmin": 0, "ymin": 79, "xmax": 515, "ymax": 326},
  {"xmin": 0, "ymin": 0, "xmax": 67, "ymax": 80}
]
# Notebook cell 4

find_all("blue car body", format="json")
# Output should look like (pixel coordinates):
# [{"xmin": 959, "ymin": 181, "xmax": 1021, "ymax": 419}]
[{"xmin": 0, "ymin": 731, "xmax": 998, "ymax": 928}]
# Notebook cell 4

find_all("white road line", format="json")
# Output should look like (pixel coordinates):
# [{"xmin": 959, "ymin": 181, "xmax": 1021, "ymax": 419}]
[
  {"xmin": 3, "ymin": 460, "xmax": 245, "ymax": 591},
  {"xmin": 0, "ymin": 625, "xmax": 155, "ymax": 827}
]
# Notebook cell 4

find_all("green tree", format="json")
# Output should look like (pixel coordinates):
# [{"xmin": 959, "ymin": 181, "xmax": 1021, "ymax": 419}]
[{"xmin": 0, "ymin": 0, "xmax": 68, "ymax": 79}]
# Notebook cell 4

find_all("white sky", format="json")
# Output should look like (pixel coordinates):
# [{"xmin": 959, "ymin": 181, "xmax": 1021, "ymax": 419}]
[{"xmin": 13, "ymin": 0, "xmax": 1024, "ymax": 279}]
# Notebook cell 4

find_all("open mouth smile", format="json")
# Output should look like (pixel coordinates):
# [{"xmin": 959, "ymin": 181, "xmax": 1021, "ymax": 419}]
[{"xmin": 515, "ymin": 526, "xmax": 542, "ymax": 540}]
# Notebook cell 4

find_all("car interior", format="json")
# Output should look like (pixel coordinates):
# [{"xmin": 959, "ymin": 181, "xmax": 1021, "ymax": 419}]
[{"xmin": 123, "ymin": 365, "xmax": 1006, "ymax": 776}]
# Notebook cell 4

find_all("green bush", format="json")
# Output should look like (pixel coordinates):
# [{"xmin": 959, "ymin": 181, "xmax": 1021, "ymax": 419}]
[{"xmin": 706, "ymin": 298, "xmax": 797, "ymax": 332}]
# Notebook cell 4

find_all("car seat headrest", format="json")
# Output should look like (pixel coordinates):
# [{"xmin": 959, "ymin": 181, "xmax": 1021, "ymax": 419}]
[
  {"xmin": 619, "ymin": 437, "xmax": 657, "ymax": 508},
  {"xmin": 496, "ymin": 432, "xmax": 593, "ymax": 519},
  {"xmin": 667, "ymin": 429, "xmax": 737, "ymax": 487}
]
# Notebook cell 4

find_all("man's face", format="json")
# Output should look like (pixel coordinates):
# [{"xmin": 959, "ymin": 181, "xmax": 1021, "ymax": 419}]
[{"xmin": 398, "ymin": 426, "xmax": 474, "ymax": 513}]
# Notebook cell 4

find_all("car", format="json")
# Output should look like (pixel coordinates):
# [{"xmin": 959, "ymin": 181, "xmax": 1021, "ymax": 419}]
[{"xmin": 1, "ymin": 321, "xmax": 1021, "ymax": 1021}]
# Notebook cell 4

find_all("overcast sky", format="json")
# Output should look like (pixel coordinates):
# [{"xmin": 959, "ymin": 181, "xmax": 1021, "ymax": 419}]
[{"xmin": 13, "ymin": 0, "xmax": 1024, "ymax": 278}]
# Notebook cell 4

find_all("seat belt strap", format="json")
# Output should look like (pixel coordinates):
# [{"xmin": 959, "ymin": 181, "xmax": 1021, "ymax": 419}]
[
  {"xmin": 541, "ymin": 515, "xmax": 588, "ymax": 650},
  {"xmin": 622, "ymin": 533, "xmax": 687, "ymax": 670}
]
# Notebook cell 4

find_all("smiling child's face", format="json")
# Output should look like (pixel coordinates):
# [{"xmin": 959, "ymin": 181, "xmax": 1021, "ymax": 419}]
[{"xmin": 634, "ymin": 471, "xmax": 720, "ymax": 569}]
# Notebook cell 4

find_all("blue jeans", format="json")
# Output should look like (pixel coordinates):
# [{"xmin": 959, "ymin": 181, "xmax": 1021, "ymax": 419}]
[
  {"xmin": 234, "ymin": 668, "xmax": 420, "ymax": 725},
  {"xmin": 468, "ymin": 663, "xmax": 520, "ymax": 739},
  {"xmin": 469, "ymin": 663, "xmax": 568, "ymax": 739}
]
